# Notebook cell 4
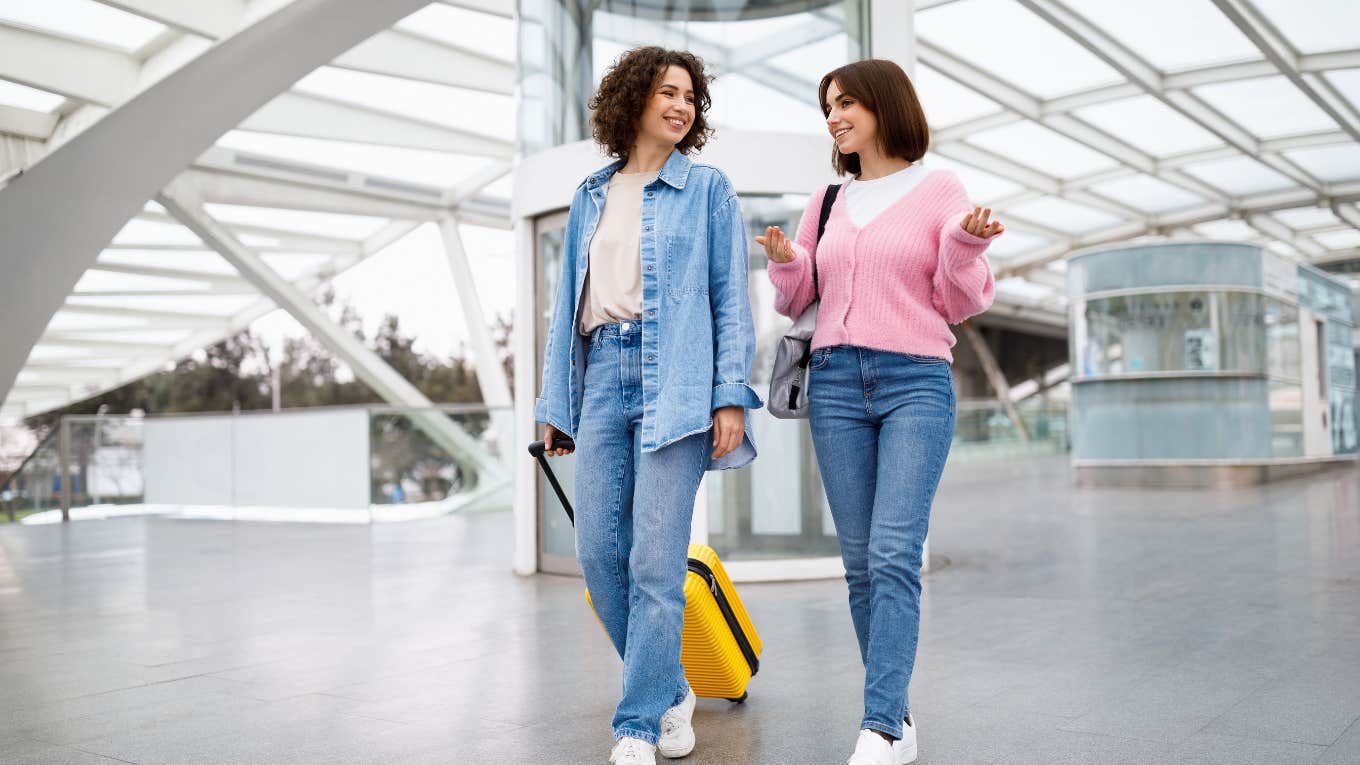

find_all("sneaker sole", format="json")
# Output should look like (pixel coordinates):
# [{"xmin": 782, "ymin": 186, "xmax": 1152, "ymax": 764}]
[{"xmin": 898, "ymin": 741, "xmax": 917, "ymax": 764}]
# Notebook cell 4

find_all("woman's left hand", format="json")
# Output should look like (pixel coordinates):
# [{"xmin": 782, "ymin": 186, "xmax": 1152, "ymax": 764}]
[
  {"xmin": 961, "ymin": 206, "xmax": 1004, "ymax": 238},
  {"xmin": 711, "ymin": 406, "xmax": 745, "ymax": 460}
]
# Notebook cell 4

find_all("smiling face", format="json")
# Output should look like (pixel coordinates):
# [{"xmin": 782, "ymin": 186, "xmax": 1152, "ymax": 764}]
[
  {"xmin": 635, "ymin": 65, "xmax": 695, "ymax": 151},
  {"xmin": 825, "ymin": 79, "xmax": 878, "ymax": 158}
]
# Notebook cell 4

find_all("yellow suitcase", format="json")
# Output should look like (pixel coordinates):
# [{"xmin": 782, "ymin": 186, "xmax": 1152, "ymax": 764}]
[{"xmin": 531, "ymin": 440, "xmax": 762, "ymax": 702}]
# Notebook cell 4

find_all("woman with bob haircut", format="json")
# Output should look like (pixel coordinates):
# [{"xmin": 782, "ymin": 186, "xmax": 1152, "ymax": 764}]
[
  {"xmin": 535, "ymin": 46, "xmax": 762, "ymax": 765},
  {"xmin": 757, "ymin": 58, "xmax": 1003, "ymax": 765}
]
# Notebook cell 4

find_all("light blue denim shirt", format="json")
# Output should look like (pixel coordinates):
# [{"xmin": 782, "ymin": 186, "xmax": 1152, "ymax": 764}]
[{"xmin": 534, "ymin": 149, "xmax": 762, "ymax": 471}]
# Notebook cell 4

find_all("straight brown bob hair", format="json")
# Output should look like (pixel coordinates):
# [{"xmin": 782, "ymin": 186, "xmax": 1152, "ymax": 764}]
[{"xmin": 819, "ymin": 59, "xmax": 929, "ymax": 177}]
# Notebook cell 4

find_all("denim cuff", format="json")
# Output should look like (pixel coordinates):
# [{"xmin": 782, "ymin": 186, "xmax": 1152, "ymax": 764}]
[
  {"xmin": 712, "ymin": 382, "xmax": 763, "ymax": 411},
  {"xmin": 613, "ymin": 727, "xmax": 659, "ymax": 746}
]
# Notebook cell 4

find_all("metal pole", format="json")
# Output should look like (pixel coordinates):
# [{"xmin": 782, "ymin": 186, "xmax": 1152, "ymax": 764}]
[
  {"xmin": 962, "ymin": 321, "xmax": 1033, "ymax": 442},
  {"xmin": 59, "ymin": 416, "xmax": 70, "ymax": 522}
]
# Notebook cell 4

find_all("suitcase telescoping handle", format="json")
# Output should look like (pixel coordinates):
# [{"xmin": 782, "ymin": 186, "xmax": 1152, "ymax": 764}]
[{"xmin": 527, "ymin": 438, "xmax": 577, "ymax": 525}]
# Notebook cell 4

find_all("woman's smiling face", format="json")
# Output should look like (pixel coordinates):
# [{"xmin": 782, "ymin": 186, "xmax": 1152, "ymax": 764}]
[
  {"xmin": 825, "ymin": 79, "xmax": 877, "ymax": 157},
  {"xmin": 637, "ymin": 65, "xmax": 696, "ymax": 150}
]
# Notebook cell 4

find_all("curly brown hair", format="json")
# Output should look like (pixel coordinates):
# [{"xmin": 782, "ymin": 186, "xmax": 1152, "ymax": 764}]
[{"xmin": 589, "ymin": 47, "xmax": 713, "ymax": 160}]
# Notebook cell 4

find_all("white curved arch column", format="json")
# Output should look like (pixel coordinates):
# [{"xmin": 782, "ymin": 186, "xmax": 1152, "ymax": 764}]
[{"xmin": 0, "ymin": 0, "xmax": 429, "ymax": 406}]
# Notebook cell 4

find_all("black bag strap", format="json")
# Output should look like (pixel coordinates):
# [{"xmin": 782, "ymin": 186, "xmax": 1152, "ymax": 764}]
[{"xmin": 812, "ymin": 184, "xmax": 841, "ymax": 299}]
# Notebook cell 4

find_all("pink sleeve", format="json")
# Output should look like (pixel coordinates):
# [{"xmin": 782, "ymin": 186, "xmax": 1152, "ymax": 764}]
[
  {"xmin": 931, "ymin": 173, "xmax": 996, "ymax": 324},
  {"xmin": 767, "ymin": 185, "xmax": 828, "ymax": 319}
]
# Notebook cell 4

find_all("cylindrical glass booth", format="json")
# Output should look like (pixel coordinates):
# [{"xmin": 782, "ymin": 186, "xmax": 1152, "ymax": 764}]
[{"xmin": 1068, "ymin": 242, "xmax": 1358, "ymax": 486}]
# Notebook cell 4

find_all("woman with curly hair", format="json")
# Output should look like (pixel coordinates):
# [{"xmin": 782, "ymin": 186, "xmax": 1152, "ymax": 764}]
[
  {"xmin": 534, "ymin": 46, "xmax": 761, "ymax": 765},
  {"xmin": 758, "ymin": 59, "xmax": 1003, "ymax": 765}
]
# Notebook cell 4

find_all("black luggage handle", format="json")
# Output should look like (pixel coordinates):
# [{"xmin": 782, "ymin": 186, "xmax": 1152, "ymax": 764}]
[{"xmin": 528, "ymin": 438, "xmax": 576, "ymax": 524}]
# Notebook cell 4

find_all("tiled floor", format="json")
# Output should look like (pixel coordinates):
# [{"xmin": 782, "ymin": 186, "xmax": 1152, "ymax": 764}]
[{"xmin": 1, "ymin": 456, "xmax": 1357, "ymax": 764}]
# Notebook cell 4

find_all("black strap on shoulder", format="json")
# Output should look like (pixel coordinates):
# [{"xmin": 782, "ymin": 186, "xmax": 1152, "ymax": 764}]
[{"xmin": 813, "ymin": 184, "xmax": 840, "ymax": 299}]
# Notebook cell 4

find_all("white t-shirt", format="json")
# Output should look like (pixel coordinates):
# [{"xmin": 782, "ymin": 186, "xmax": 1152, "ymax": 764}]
[{"xmin": 843, "ymin": 163, "xmax": 930, "ymax": 228}]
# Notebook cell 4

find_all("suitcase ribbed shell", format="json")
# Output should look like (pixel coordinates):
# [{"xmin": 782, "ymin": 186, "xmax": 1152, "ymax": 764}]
[{"xmin": 583, "ymin": 543, "xmax": 762, "ymax": 700}]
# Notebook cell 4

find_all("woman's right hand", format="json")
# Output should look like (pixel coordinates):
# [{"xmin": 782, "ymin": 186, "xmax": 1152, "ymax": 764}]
[
  {"xmin": 544, "ymin": 424, "xmax": 574, "ymax": 457},
  {"xmin": 756, "ymin": 226, "xmax": 795, "ymax": 263}
]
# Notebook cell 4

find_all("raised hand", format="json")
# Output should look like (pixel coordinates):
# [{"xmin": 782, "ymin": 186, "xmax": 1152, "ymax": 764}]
[
  {"xmin": 961, "ymin": 206, "xmax": 1004, "ymax": 239},
  {"xmin": 755, "ymin": 225, "xmax": 795, "ymax": 263}
]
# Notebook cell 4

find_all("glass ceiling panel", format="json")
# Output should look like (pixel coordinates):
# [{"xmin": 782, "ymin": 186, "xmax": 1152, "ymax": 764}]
[
  {"xmin": 1071, "ymin": 95, "xmax": 1223, "ymax": 157},
  {"xmin": 915, "ymin": 0, "xmax": 1124, "ymax": 99},
  {"xmin": 1271, "ymin": 206, "xmax": 1341, "ymax": 230},
  {"xmin": 1193, "ymin": 76, "xmax": 1337, "ymax": 140},
  {"xmin": 1086, "ymin": 175, "xmax": 1208, "ymax": 214},
  {"xmin": 261, "ymin": 253, "xmax": 334, "ymax": 281},
  {"xmin": 1191, "ymin": 219, "xmax": 1260, "ymax": 240},
  {"xmin": 0, "ymin": 78, "xmax": 65, "ymax": 112},
  {"xmin": 394, "ymin": 4, "xmax": 513, "ymax": 62},
  {"xmin": 1253, "ymin": 0, "xmax": 1360, "ymax": 55},
  {"xmin": 768, "ymin": 34, "xmax": 852, "ymax": 90},
  {"xmin": 215, "ymin": 130, "xmax": 500, "ymax": 190},
  {"xmin": 1314, "ymin": 229, "xmax": 1360, "ymax": 250},
  {"xmin": 681, "ymin": 12, "xmax": 811, "ymax": 47},
  {"xmin": 202, "ymin": 204, "xmax": 388, "ymax": 240},
  {"xmin": 924, "ymin": 154, "xmax": 1026, "ymax": 202},
  {"xmin": 1180, "ymin": 155, "xmax": 1297, "ymax": 196},
  {"xmin": 1325, "ymin": 70, "xmax": 1360, "ymax": 115},
  {"xmin": 1070, "ymin": 0, "xmax": 1258, "ymax": 72},
  {"xmin": 966, "ymin": 121, "xmax": 1118, "ymax": 179},
  {"xmin": 47, "ymin": 313, "xmax": 147, "ymax": 332},
  {"xmin": 1281, "ymin": 143, "xmax": 1360, "ymax": 184},
  {"xmin": 113, "ymin": 219, "xmax": 203, "ymax": 246},
  {"xmin": 983, "ymin": 228, "xmax": 1050, "ymax": 258},
  {"xmin": 481, "ymin": 174, "xmax": 512, "ymax": 201},
  {"xmin": 292, "ymin": 67, "xmax": 514, "ymax": 138},
  {"xmin": 0, "ymin": 0, "xmax": 167, "ymax": 53},
  {"xmin": 1005, "ymin": 197, "xmax": 1125, "ymax": 235},
  {"xmin": 912, "ymin": 64, "xmax": 1001, "ymax": 129}
]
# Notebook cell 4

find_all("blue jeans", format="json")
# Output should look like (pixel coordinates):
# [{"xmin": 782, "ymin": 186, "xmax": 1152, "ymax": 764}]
[
  {"xmin": 808, "ymin": 345, "xmax": 955, "ymax": 740},
  {"xmin": 574, "ymin": 321, "xmax": 705, "ymax": 744}
]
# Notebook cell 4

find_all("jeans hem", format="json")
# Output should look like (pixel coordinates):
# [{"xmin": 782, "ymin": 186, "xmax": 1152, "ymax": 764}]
[
  {"xmin": 613, "ymin": 727, "xmax": 659, "ymax": 746},
  {"xmin": 862, "ymin": 720, "xmax": 903, "ymax": 741}
]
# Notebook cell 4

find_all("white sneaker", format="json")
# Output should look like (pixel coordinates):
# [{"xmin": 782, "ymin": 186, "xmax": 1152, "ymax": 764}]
[
  {"xmin": 657, "ymin": 689, "xmax": 696, "ymax": 758},
  {"xmin": 609, "ymin": 737, "xmax": 656, "ymax": 765},
  {"xmin": 847, "ymin": 729, "xmax": 896, "ymax": 765},
  {"xmin": 894, "ymin": 717, "xmax": 918, "ymax": 764}
]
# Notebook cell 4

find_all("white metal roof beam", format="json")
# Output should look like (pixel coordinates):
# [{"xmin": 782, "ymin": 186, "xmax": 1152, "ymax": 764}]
[
  {"xmin": 89, "ymin": 262, "xmax": 252, "ymax": 288},
  {"xmin": 58, "ymin": 303, "xmax": 233, "ymax": 326},
  {"xmin": 728, "ymin": 15, "xmax": 843, "ymax": 71},
  {"xmin": 1243, "ymin": 214, "xmax": 1323, "ymax": 258},
  {"xmin": 187, "ymin": 169, "xmax": 442, "ymax": 221},
  {"xmin": 135, "ymin": 210, "xmax": 364, "ymax": 253},
  {"xmin": 1210, "ymin": 0, "xmax": 1360, "ymax": 144},
  {"xmin": 71, "ymin": 288, "xmax": 259, "ymax": 297},
  {"xmin": 333, "ymin": 29, "xmax": 514, "ymax": 95},
  {"xmin": 241, "ymin": 90, "xmax": 513, "ymax": 157},
  {"xmin": 0, "ymin": 25, "xmax": 138, "ymax": 106},
  {"xmin": 0, "ymin": 104, "xmax": 58, "ymax": 141},
  {"xmin": 38, "ymin": 336, "xmax": 184, "ymax": 353},
  {"xmin": 92, "ymin": 0, "xmax": 244, "ymax": 38}
]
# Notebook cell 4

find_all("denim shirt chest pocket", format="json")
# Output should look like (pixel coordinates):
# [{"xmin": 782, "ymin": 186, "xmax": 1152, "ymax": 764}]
[{"xmin": 664, "ymin": 232, "xmax": 708, "ymax": 300}]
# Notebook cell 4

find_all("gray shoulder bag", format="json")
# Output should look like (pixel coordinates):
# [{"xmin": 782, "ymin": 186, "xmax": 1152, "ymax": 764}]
[{"xmin": 767, "ymin": 184, "xmax": 841, "ymax": 419}]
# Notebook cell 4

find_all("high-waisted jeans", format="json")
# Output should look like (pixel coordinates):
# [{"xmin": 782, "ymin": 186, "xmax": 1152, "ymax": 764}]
[
  {"xmin": 573, "ymin": 321, "xmax": 706, "ymax": 744},
  {"xmin": 808, "ymin": 345, "xmax": 955, "ymax": 740}
]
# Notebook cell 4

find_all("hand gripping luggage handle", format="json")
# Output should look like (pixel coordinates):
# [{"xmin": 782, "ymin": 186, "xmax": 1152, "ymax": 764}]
[{"xmin": 528, "ymin": 438, "xmax": 576, "ymax": 525}]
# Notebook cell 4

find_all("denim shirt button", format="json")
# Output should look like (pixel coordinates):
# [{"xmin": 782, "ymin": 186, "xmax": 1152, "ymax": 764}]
[
  {"xmin": 647, "ymin": 309, "xmax": 656, "ymax": 317},
  {"xmin": 644, "ymin": 225, "xmax": 652, "ymax": 231},
  {"xmin": 647, "ymin": 355, "xmax": 655, "ymax": 362},
  {"xmin": 646, "ymin": 265, "xmax": 654, "ymax": 272}
]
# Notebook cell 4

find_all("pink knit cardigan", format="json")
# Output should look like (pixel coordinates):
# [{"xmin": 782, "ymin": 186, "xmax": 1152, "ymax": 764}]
[{"xmin": 767, "ymin": 170, "xmax": 997, "ymax": 363}]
